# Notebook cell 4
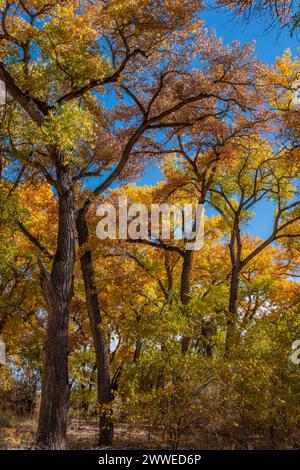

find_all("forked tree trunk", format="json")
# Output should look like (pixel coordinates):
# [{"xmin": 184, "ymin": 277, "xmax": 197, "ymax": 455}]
[
  {"xmin": 36, "ymin": 170, "xmax": 76, "ymax": 449},
  {"xmin": 76, "ymin": 207, "xmax": 113, "ymax": 446}
]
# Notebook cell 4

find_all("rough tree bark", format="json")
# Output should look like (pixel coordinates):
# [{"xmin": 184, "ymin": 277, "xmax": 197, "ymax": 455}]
[
  {"xmin": 225, "ymin": 266, "xmax": 240, "ymax": 357},
  {"xmin": 0, "ymin": 65, "xmax": 78, "ymax": 449},
  {"xmin": 76, "ymin": 207, "xmax": 113, "ymax": 446},
  {"xmin": 36, "ymin": 165, "xmax": 76, "ymax": 449},
  {"xmin": 225, "ymin": 222, "xmax": 242, "ymax": 358},
  {"xmin": 181, "ymin": 250, "xmax": 194, "ymax": 353}
]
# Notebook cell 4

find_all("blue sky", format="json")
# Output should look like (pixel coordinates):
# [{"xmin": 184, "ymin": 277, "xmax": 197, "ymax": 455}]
[
  {"xmin": 136, "ymin": 6, "xmax": 299, "ymax": 239},
  {"xmin": 202, "ymin": 5, "xmax": 298, "ymax": 63}
]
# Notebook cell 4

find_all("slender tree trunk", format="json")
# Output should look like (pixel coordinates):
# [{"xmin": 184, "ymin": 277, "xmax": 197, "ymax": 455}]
[
  {"xmin": 225, "ymin": 266, "xmax": 240, "ymax": 357},
  {"xmin": 133, "ymin": 339, "xmax": 142, "ymax": 363},
  {"xmin": 36, "ymin": 170, "xmax": 75, "ymax": 449},
  {"xmin": 201, "ymin": 318, "xmax": 216, "ymax": 357},
  {"xmin": 181, "ymin": 250, "xmax": 194, "ymax": 353},
  {"xmin": 76, "ymin": 207, "xmax": 113, "ymax": 446},
  {"xmin": 225, "ymin": 222, "xmax": 242, "ymax": 358}
]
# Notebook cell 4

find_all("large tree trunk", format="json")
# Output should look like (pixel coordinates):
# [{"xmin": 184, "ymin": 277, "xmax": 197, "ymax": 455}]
[
  {"xmin": 36, "ymin": 170, "xmax": 75, "ymax": 449},
  {"xmin": 76, "ymin": 207, "xmax": 113, "ymax": 446},
  {"xmin": 225, "ymin": 267, "xmax": 240, "ymax": 357},
  {"xmin": 181, "ymin": 250, "xmax": 194, "ymax": 353}
]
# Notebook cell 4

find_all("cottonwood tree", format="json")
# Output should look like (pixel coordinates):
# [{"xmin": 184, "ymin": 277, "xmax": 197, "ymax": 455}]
[
  {"xmin": 0, "ymin": 0, "xmax": 207, "ymax": 447},
  {"xmin": 207, "ymin": 137, "xmax": 300, "ymax": 355},
  {"xmin": 153, "ymin": 134, "xmax": 300, "ymax": 356},
  {"xmin": 133, "ymin": 100, "xmax": 300, "ymax": 356},
  {"xmin": 125, "ymin": 95, "xmax": 270, "ymax": 351},
  {"xmin": 204, "ymin": 51, "xmax": 300, "ymax": 355},
  {"xmin": 89, "ymin": 187, "xmax": 300, "ymax": 431},
  {"xmin": 0, "ymin": 0, "xmax": 265, "ymax": 448}
]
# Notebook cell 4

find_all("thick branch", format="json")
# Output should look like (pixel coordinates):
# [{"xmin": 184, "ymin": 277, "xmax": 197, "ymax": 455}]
[
  {"xmin": 0, "ymin": 63, "xmax": 47, "ymax": 125},
  {"xmin": 18, "ymin": 221, "xmax": 53, "ymax": 259}
]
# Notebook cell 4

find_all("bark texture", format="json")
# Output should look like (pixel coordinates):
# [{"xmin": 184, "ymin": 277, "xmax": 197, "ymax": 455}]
[
  {"xmin": 181, "ymin": 250, "xmax": 194, "ymax": 353},
  {"xmin": 36, "ymin": 169, "xmax": 75, "ymax": 449},
  {"xmin": 76, "ymin": 207, "xmax": 113, "ymax": 446}
]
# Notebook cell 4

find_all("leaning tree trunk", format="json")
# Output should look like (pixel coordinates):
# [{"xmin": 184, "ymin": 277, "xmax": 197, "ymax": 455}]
[
  {"xmin": 36, "ymin": 169, "xmax": 76, "ymax": 449},
  {"xmin": 181, "ymin": 250, "xmax": 194, "ymax": 353},
  {"xmin": 225, "ymin": 266, "xmax": 240, "ymax": 358},
  {"xmin": 76, "ymin": 207, "xmax": 113, "ymax": 446}
]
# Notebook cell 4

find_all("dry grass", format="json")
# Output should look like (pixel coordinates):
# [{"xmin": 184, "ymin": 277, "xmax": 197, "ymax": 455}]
[
  {"xmin": 0, "ymin": 413, "xmax": 37, "ymax": 449},
  {"xmin": 1, "ymin": 414, "xmax": 299, "ymax": 450}
]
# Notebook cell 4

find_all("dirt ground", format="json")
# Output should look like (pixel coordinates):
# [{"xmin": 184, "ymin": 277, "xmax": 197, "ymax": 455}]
[
  {"xmin": 0, "ymin": 415, "xmax": 299, "ymax": 450},
  {"xmin": 0, "ymin": 416, "xmax": 175, "ymax": 450}
]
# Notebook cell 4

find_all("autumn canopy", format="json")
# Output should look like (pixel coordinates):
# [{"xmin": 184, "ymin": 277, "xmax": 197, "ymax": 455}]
[{"xmin": 0, "ymin": 0, "xmax": 300, "ymax": 452}]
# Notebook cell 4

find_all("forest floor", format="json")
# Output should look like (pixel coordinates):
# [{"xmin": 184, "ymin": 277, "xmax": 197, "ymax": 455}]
[
  {"xmin": 1, "ymin": 415, "xmax": 171, "ymax": 449},
  {"xmin": 0, "ymin": 414, "xmax": 299, "ymax": 450}
]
